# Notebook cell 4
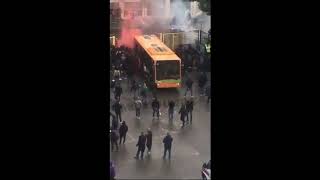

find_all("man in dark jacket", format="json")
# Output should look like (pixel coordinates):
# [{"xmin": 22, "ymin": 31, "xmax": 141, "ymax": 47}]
[
  {"xmin": 163, "ymin": 132, "xmax": 173, "ymax": 159},
  {"xmin": 111, "ymin": 113, "xmax": 118, "ymax": 130},
  {"xmin": 135, "ymin": 132, "xmax": 146, "ymax": 159},
  {"xmin": 168, "ymin": 100, "xmax": 175, "ymax": 121},
  {"xmin": 151, "ymin": 97, "xmax": 160, "ymax": 119},
  {"xmin": 198, "ymin": 72, "xmax": 207, "ymax": 96},
  {"xmin": 110, "ymin": 130, "xmax": 119, "ymax": 152},
  {"xmin": 185, "ymin": 77, "xmax": 193, "ymax": 97},
  {"xmin": 114, "ymin": 84, "xmax": 123, "ymax": 101},
  {"xmin": 186, "ymin": 98, "xmax": 194, "ymax": 124},
  {"xmin": 112, "ymin": 100, "xmax": 122, "ymax": 122},
  {"xmin": 146, "ymin": 128, "xmax": 152, "ymax": 154},
  {"xmin": 119, "ymin": 121, "xmax": 128, "ymax": 144},
  {"xmin": 179, "ymin": 103, "xmax": 187, "ymax": 127}
]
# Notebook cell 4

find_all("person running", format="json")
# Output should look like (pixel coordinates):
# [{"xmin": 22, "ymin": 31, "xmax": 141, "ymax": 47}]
[{"xmin": 162, "ymin": 132, "xmax": 173, "ymax": 159}]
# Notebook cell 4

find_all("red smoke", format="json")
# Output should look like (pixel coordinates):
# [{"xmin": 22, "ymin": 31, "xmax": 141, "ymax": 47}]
[
  {"xmin": 116, "ymin": 8, "xmax": 142, "ymax": 48},
  {"xmin": 117, "ymin": 27, "xmax": 142, "ymax": 49}
]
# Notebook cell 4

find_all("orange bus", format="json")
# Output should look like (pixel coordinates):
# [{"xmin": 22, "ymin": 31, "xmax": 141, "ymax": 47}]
[{"xmin": 134, "ymin": 35, "xmax": 181, "ymax": 88}]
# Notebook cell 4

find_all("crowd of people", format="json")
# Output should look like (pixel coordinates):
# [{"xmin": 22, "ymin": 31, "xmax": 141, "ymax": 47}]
[{"xmin": 108, "ymin": 43, "xmax": 212, "ymax": 180}]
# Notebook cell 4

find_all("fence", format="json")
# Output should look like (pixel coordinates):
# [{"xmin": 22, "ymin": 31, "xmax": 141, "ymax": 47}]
[
  {"xmin": 158, "ymin": 31, "xmax": 200, "ymax": 51},
  {"xmin": 109, "ymin": 31, "xmax": 201, "ymax": 50}
]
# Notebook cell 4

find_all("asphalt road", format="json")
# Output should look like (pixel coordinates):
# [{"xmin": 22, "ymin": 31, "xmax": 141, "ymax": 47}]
[{"xmin": 109, "ymin": 71, "xmax": 211, "ymax": 179}]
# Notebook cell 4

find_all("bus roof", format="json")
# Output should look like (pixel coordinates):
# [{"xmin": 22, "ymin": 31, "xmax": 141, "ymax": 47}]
[{"xmin": 134, "ymin": 35, "xmax": 181, "ymax": 61}]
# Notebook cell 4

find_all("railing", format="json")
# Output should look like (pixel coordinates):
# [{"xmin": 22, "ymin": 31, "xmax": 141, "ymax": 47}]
[{"xmin": 158, "ymin": 31, "xmax": 200, "ymax": 51}]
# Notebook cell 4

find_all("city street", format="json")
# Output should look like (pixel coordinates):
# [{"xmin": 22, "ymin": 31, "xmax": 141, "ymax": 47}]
[{"xmin": 110, "ymin": 71, "xmax": 211, "ymax": 179}]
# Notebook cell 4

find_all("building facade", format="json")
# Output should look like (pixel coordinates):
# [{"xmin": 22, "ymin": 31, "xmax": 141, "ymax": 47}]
[{"xmin": 110, "ymin": 0, "xmax": 171, "ymax": 20}]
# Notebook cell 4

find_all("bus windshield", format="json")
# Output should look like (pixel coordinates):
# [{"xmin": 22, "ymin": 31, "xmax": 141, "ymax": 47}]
[{"xmin": 156, "ymin": 61, "xmax": 180, "ymax": 81}]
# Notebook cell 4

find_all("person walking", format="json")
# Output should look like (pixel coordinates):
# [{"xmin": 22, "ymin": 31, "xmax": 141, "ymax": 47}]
[
  {"xmin": 112, "ymin": 100, "xmax": 123, "ymax": 122},
  {"xmin": 114, "ymin": 84, "xmax": 123, "ymax": 101},
  {"xmin": 152, "ymin": 97, "xmax": 160, "ymax": 119},
  {"xmin": 186, "ymin": 98, "xmax": 194, "ymax": 124},
  {"xmin": 119, "ymin": 121, "xmax": 128, "ymax": 144},
  {"xmin": 198, "ymin": 72, "xmax": 207, "ymax": 96},
  {"xmin": 185, "ymin": 77, "xmax": 193, "ymax": 97},
  {"xmin": 110, "ymin": 130, "xmax": 119, "ymax": 152},
  {"xmin": 135, "ymin": 132, "xmax": 146, "ymax": 159},
  {"xmin": 146, "ymin": 128, "xmax": 152, "ymax": 155},
  {"xmin": 134, "ymin": 97, "xmax": 142, "ymax": 119},
  {"xmin": 168, "ymin": 100, "xmax": 175, "ymax": 121},
  {"xmin": 111, "ymin": 113, "xmax": 118, "ymax": 130},
  {"xmin": 179, "ymin": 103, "xmax": 187, "ymax": 127},
  {"xmin": 162, "ymin": 132, "xmax": 173, "ymax": 159}
]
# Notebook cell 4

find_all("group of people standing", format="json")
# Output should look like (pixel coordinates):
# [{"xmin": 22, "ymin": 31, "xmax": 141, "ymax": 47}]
[
  {"xmin": 110, "ymin": 112, "xmax": 128, "ymax": 152},
  {"xmin": 135, "ymin": 129, "xmax": 173, "ymax": 160},
  {"xmin": 135, "ymin": 129, "xmax": 152, "ymax": 159}
]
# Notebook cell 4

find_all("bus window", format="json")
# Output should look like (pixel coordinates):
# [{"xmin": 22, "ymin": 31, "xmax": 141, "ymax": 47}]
[{"xmin": 156, "ymin": 61, "xmax": 180, "ymax": 81}]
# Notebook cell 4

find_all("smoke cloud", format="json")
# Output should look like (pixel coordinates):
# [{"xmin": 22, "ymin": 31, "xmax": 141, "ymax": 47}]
[{"xmin": 115, "ymin": 0, "xmax": 211, "ymax": 48}]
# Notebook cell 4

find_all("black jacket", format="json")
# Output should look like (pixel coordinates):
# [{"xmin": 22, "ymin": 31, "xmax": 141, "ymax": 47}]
[
  {"xmin": 115, "ymin": 86, "xmax": 122, "ymax": 95},
  {"xmin": 186, "ymin": 79, "xmax": 193, "ymax": 88},
  {"xmin": 186, "ymin": 100, "xmax": 193, "ymax": 111},
  {"xmin": 110, "ymin": 131, "xmax": 118, "ymax": 142},
  {"xmin": 152, "ymin": 100, "xmax": 160, "ymax": 109},
  {"xmin": 168, "ymin": 101, "xmax": 175, "ymax": 110},
  {"xmin": 119, "ymin": 124, "xmax": 128, "ymax": 135},
  {"xmin": 146, "ymin": 132, "xmax": 152, "ymax": 146},
  {"xmin": 136, "ymin": 135, "xmax": 146, "ymax": 148},
  {"xmin": 199, "ymin": 74, "xmax": 207, "ymax": 87},
  {"xmin": 112, "ymin": 102, "xmax": 122, "ymax": 113},
  {"xmin": 112, "ymin": 116, "xmax": 118, "ymax": 129},
  {"xmin": 179, "ymin": 106, "xmax": 187, "ymax": 115},
  {"xmin": 163, "ymin": 135, "xmax": 173, "ymax": 149}
]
